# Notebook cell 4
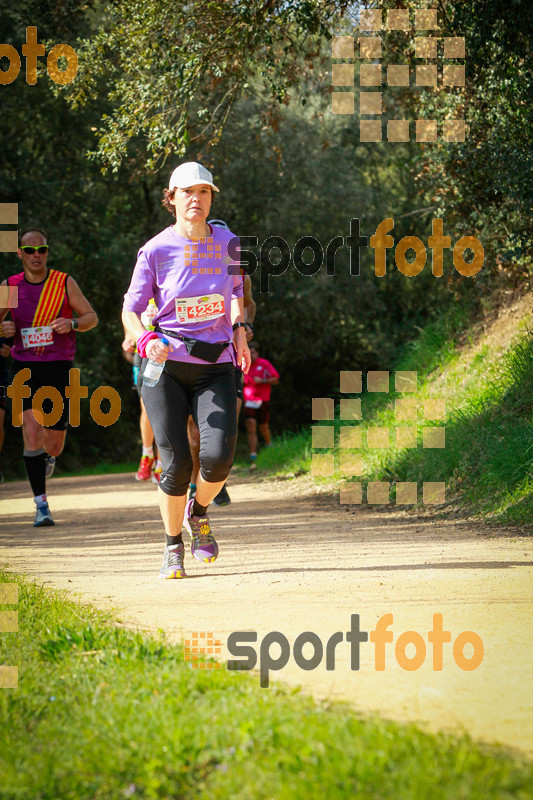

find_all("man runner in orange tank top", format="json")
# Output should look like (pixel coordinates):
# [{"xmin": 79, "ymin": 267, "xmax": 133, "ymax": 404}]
[{"xmin": 0, "ymin": 228, "xmax": 98, "ymax": 526}]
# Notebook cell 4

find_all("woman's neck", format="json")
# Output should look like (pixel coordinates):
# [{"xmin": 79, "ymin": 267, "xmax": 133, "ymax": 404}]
[{"xmin": 174, "ymin": 219, "xmax": 210, "ymax": 240}]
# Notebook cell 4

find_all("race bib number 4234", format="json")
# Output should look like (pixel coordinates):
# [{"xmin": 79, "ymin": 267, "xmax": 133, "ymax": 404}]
[
  {"xmin": 21, "ymin": 326, "xmax": 54, "ymax": 348},
  {"xmin": 175, "ymin": 294, "xmax": 225, "ymax": 324}
]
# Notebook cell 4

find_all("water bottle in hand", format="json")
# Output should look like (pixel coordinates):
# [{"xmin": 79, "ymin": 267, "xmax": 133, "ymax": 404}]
[{"xmin": 143, "ymin": 336, "xmax": 170, "ymax": 387}]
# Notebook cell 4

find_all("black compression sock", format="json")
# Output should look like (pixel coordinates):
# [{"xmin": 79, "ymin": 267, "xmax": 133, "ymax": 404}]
[
  {"xmin": 192, "ymin": 499, "xmax": 208, "ymax": 517},
  {"xmin": 165, "ymin": 533, "xmax": 183, "ymax": 547},
  {"xmin": 23, "ymin": 449, "xmax": 46, "ymax": 497}
]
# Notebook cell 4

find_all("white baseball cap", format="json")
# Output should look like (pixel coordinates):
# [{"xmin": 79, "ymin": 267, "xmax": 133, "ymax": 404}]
[{"xmin": 168, "ymin": 162, "xmax": 219, "ymax": 192}]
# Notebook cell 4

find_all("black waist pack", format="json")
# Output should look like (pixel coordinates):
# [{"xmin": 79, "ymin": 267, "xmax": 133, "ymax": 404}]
[{"xmin": 156, "ymin": 327, "xmax": 230, "ymax": 364}]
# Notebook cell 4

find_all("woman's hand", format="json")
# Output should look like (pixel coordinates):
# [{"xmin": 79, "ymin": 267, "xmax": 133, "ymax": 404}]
[
  {"xmin": 146, "ymin": 337, "xmax": 173, "ymax": 364},
  {"xmin": 233, "ymin": 327, "xmax": 251, "ymax": 374},
  {"xmin": 122, "ymin": 336, "xmax": 136, "ymax": 353}
]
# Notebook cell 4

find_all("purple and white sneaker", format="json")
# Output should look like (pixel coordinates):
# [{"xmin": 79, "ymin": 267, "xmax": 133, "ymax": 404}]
[
  {"xmin": 159, "ymin": 543, "xmax": 187, "ymax": 579},
  {"xmin": 183, "ymin": 498, "xmax": 219, "ymax": 563}
]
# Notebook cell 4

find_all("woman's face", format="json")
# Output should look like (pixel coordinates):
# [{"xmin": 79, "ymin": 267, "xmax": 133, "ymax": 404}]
[
  {"xmin": 171, "ymin": 184, "xmax": 212, "ymax": 225},
  {"xmin": 250, "ymin": 347, "xmax": 259, "ymax": 362}
]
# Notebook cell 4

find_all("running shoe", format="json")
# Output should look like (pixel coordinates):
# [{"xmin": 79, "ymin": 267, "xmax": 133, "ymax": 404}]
[
  {"xmin": 34, "ymin": 502, "xmax": 54, "ymax": 527},
  {"xmin": 159, "ymin": 543, "xmax": 187, "ymax": 579},
  {"xmin": 213, "ymin": 484, "xmax": 231, "ymax": 506},
  {"xmin": 45, "ymin": 454, "xmax": 56, "ymax": 479},
  {"xmin": 151, "ymin": 461, "xmax": 162, "ymax": 484},
  {"xmin": 183, "ymin": 498, "xmax": 218, "ymax": 563},
  {"xmin": 136, "ymin": 455, "xmax": 155, "ymax": 481},
  {"xmin": 249, "ymin": 456, "xmax": 257, "ymax": 472}
]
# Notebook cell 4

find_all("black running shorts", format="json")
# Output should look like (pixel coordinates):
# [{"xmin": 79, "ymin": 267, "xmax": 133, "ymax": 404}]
[
  {"xmin": 11, "ymin": 360, "xmax": 73, "ymax": 430},
  {"xmin": 244, "ymin": 400, "xmax": 270, "ymax": 425}
]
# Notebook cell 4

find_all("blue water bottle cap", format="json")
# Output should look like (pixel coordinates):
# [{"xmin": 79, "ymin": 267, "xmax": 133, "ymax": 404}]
[{"xmin": 160, "ymin": 336, "xmax": 169, "ymax": 346}]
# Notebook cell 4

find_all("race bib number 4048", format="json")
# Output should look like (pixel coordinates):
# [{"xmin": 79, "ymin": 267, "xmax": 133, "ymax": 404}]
[
  {"xmin": 21, "ymin": 326, "xmax": 54, "ymax": 348},
  {"xmin": 175, "ymin": 294, "xmax": 225, "ymax": 324}
]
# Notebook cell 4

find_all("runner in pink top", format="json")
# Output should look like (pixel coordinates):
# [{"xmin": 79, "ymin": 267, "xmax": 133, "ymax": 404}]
[
  {"xmin": 122, "ymin": 161, "xmax": 251, "ymax": 580},
  {"xmin": 243, "ymin": 342, "xmax": 279, "ymax": 469}
]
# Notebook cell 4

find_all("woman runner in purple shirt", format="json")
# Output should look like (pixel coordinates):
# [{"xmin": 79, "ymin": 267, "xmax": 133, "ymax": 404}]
[{"xmin": 122, "ymin": 162, "xmax": 251, "ymax": 579}]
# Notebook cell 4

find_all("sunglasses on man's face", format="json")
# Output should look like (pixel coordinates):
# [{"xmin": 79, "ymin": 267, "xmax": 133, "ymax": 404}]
[{"xmin": 20, "ymin": 245, "xmax": 49, "ymax": 254}]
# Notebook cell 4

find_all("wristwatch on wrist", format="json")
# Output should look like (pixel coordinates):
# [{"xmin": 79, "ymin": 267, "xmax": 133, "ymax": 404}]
[
  {"xmin": 232, "ymin": 322, "xmax": 246, "ymax": 331},
  {"xmin": 71, "ymin": 319, "xmax": 79, "ymax": 331},
  {"xmin": 244, "ymin": 321, "xmax": 254, "ymax": 331}
]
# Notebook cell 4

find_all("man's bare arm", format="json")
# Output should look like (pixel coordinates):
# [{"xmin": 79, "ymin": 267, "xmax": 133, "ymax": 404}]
[{"xmin": 62, "ymin": 276, "xmax": 98, "ymax": 332}]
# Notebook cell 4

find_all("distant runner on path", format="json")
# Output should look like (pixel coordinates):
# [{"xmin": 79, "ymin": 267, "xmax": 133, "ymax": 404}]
[
  {"xmin": 0, "ymin": 228, "xmax": 98, "ymax": 526},
  {"xmin": 122, "ymin": 161, "xmax": 251, "ymax": 580},
  {"xmin": 243, "ymin": 342, "xmax": 279, "ymax": 469}
]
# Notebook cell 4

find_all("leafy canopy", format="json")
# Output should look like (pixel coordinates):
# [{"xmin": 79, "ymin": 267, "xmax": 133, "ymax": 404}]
[{"xmin": 68, "ymin": 0, "xmax": 351, "ymax": 171}]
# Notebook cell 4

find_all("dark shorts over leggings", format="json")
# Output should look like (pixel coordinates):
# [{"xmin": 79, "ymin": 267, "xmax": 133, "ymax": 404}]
[{"xmin": 141, "ymin": 359, "xmax": 237, "ymax": 497}]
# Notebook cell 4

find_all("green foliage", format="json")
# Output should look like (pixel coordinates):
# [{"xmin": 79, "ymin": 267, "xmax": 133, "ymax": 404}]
[
  {"xmin": 253, "ymin": 429, "xmax": 312, "ymax": 475},
  {"xmin": 377, "ymin": 332, "xmax": 533, "ymax": 525},
  {"xmin": 305, "ymin": 300, "xmax": 533, "ymax": 527},
  {"xmin": 200, "ymin": 68, "xmax": 481, "ymax": 435},
  {"xmin": 1, "ymin": 0, "xmax": 530, "ymax": 480},
  {"xmin": 67, "ymin": 0, "xmax": 350, "ymax": 171},
  {"xmin": 371, "ymin": 0, "xmax": 533, "ymax": 272},
  {"xmin": 0, "ymin": 1, "xmax": 169, "ymax": 475},
  {"xmin": 1, "ymin": 570, "xmax": 532, "ymax": 799}
]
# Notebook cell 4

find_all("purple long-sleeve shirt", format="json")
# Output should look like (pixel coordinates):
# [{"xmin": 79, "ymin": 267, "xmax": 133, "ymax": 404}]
[{"xmin": 123, "ymin": 225, "xmax": 243, "ymax": 365}]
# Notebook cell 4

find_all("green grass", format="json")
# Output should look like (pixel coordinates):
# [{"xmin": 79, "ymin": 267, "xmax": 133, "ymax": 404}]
[
  {"xmin": 1, "ymin": 571, "xmax": 532, "ymax": 800},
  {"xmin": 359, "ymin": 330, "xmax": 533, "ymax": 526},
  {"xmin": 251, "ymin": 429, "xmax": 312, "ymax": 476}
]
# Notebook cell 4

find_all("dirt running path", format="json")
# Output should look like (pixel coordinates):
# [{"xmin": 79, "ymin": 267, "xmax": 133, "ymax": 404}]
[{"xmin": 1, "ymin": 472, "xmax": 532, "ymax": 755}]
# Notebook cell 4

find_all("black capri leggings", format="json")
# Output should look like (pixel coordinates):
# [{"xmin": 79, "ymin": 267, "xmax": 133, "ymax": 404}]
[{"xmin": 141, "ymin": 359, "xmax": 237, "ymax": 497}]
